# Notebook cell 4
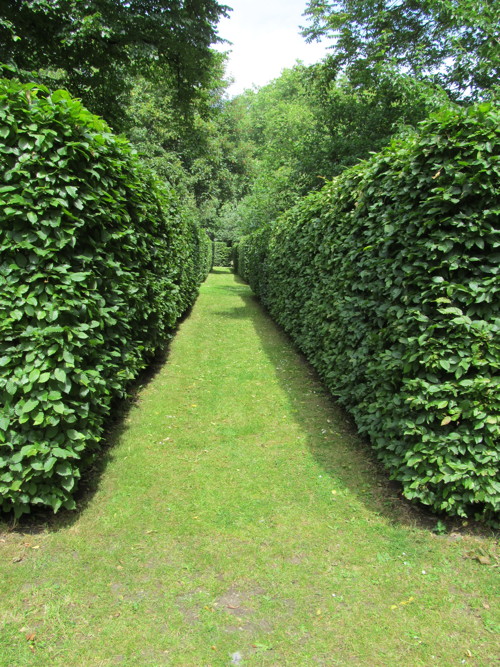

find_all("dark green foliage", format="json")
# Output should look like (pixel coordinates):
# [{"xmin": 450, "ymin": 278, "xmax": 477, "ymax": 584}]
[
  {"xmin": 213, "ymin": 241, "xmax": 232, "ymax": 267},
  {"xmin": 303, "ymin": 0, "xmax": 500, "ymax": 101},
  {"xmin": 237, "ymin": 101, "xmax": 499, "ymax": 523},
  {"xmin": 0, "ymin": 0, "xmax": 229, "ymax": 127},
  {"xmin": 224, "ymin": 65, "xmax": 444, "ymax": 239},
  {"xmin": 197, "ymin": 230, "xmax": 213, "ymax": 281},
  {"xmin": 0, "ymin": 79, "xmax": 209, "ymax": 517},
  {"xmin": 236, "ymin": 228, "xmax": 272, "ymax": 297}
]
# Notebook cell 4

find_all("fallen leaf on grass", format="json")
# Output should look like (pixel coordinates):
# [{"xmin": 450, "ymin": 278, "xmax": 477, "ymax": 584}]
[
  {"xmin": 391, "ymin": 596, "xmax": 415, "ymax": 610},
  {"xmin": 26, "ymin": 633, "xmax": 36, "ymax": 641},
  {"xmin": 476, "ymin": 555, "xmax": 491, "ymax": 565}
]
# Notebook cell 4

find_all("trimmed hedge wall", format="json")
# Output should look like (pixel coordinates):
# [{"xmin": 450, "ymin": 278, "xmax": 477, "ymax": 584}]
[
  {"xmin": 213, "ymin": 241, "xmax": 232, "ymax": 267},
  {"xmin": 236, "ymin": 102, "xmax": 499, "ymax": 523},
  {"xmin": 236, "ymin": 227, "xmax": 271, "ymax": 296},
  {"xmin": 0, "ymin": 79, "xmax": 210, "ymax": 517},
  {"xmin": 198, "ymin": 232, "xmax": 213, "ymax": 279}
]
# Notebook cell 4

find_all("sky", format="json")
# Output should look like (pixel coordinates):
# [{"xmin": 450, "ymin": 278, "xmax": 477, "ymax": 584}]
[{"xmin": 214, "ymin": 0, "xmax": 331, "ymax": 96}]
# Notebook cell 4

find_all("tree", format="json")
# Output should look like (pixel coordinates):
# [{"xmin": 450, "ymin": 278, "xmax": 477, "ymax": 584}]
[
  {"xmin": 304, "ymin": 64, "xmax": 448, "ymax": 178},
  {"xmin": 0, "ymin": 0, "xmax": 229, "ymax": 126},
  {"xmin": 222, "ymin": 63, "xmax": 444, "ymax": 236},
  {"xmin": 302, "ymin": 0, "xmax": 500, "ymax": 100},
  {"xmin": 123, "ymin": 56, "xmax": 252, "ymax": 237}
]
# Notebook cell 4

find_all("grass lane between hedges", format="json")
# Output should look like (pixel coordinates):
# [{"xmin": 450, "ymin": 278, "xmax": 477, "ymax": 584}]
[{"xmin": 0, "ymin": 268, "xmax": 498, "ymax": 666}]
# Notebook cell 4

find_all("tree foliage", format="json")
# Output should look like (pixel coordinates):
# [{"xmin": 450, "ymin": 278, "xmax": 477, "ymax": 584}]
[
  {"xmin": 0, "ymin": 0, "xmax": 229, "ymax": 126},
  {"xmin": 224, "ymin": 64, "xmax": 444, "ymax": 236},
  {"xmin": 303, "ymin": 0, "xmax": 500, "ymax": 100},
  {"xmin": 122, "ymin": 62, "xmax": 251, "ymax": 239}
]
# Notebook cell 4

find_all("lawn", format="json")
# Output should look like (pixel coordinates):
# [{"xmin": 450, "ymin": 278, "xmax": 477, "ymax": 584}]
[{"xmin": 0, "ymin": 268, "xmax": 498, "ymax": 666}]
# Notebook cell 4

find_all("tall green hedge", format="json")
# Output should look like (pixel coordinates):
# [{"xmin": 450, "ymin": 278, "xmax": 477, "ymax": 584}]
[
  {"xmin": 0, "ymin": 79, "xmax": 210, "ymax": 517},
  {"xmin": 236, "ymin": 227, "xmax": 271, "ymax": 296},
  {"xmin": 198, "ymin": 231, "xmax": 213, "ymax": 280},
  {"xmin": 213, "ymin": 241, "xmax": 232, "ymax": 267},
  {"xmin": 236, "ymin": 102, "xmax": 499, "ymax": 524}
]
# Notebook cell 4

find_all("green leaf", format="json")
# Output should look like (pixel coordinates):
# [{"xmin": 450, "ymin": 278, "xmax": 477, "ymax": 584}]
[
  {"xmin": 67, "ymin": 429, "xmax": 84, "ymax": 440},
  {"xmin": 47, "ymin": 390, "xmax": 62, "ymax": 401},
  {"xmin": 33, "ymin": 411, "xmax": 45, "ymax": 426},
  {"xmin": 29, "ymin": 368, "xmax": 41, "ymax": 383},
  {"xmin": 22, "ymin": 398, "xmax": 39, "ymax": 414},
  {"xmin": 63, "ymin": 350, "xmax": 75, "ymax": 365},
  {"xmin": 6, "ymin": 381, "xmax": 17, "ymax": 395},
  {"xmin": 52, "ymin": 447, "xmax": 69, "ymax": 459},
  {"xmin": 19, "ymin": 136, "xmax": 33, "ymax": 150},
  {"xmin": 44, "ymin": 456, "xmax": 56, "ymax": 472},
  {"xmin": 54, "ymin": 368, "xmax": 67, "ymax": 383},
  {"xmin": 55, "ymin": 462, "xmax": 72, "ymax": 476},
  {"xmin": 60, "ymin": 476, "xmax": 75, "ymax": 492},
  {"xmin": 69, "ymin": 273, "xmax": 88, "ymax": 282}
]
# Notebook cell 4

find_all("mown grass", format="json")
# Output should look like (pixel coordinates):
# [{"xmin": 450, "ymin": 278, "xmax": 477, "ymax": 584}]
[{"xmin": 0, "ymin": 268, "xmax": 498, "ymax": 666}]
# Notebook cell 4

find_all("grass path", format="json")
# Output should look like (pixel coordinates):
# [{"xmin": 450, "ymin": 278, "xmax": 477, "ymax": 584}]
[{"xmin": 1, "ymin": 269, "xmax": 498, "ymax": 666}]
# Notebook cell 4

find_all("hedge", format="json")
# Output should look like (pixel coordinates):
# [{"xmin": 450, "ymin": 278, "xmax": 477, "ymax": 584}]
[
  {"xmin": 236, "ymin": 227, "xmax": 272, "ymax": 296},
  {"xmin": 236, "ymin": 102, "xmax": 499, "ymax": 524},
  {"xmin": 213, "ymin": 241, "xmax": 232, "ymax": 267},
  {"xmin": 0, "ymin": 79, "xmax": 210, "ymax": 517},
  {"xmin": 198, "ymin": 231, "xmax": 213, "ymax": 280}
]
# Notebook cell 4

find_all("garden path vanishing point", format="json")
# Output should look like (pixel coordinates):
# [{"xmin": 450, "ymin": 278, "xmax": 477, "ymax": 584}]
[{"xmin": 1, "ymin": 268, "xmax": 498, "ymax": 666}]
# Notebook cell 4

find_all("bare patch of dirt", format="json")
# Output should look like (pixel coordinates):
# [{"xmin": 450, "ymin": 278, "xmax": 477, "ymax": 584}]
[
  {"xmin": 214, "ymin": 586, "xmax": 267, "ymax": 617},
  {"xmin": 175, "ymin": 588, "xmax": 205, "ymax": 625},
  {"xmin": 213, "ymin": 586, "xmax": 274, "ymax": 634},
  {"xmin": 286, "ymin": 553, "xmax": 306, "ymax": 565},
  {"xmin": 224, "ymin": 618, "xmax": 273, "ymax": 634}
]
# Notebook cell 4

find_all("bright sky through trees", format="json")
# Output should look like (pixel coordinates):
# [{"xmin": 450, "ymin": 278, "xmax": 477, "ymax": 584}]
[{"xmin": 215, "ymin": 0, "xmax": 331, "ymax": 95}]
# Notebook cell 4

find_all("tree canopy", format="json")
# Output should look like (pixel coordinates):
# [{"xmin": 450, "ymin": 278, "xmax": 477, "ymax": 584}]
[
  {"xmin": 221, "ymin": 63, "xmax": 445, "ymax": 236},
  {"xmin": 2, "ymin": 0, "xmax": 497, "ymax": 241},
  {"xmin": 0, "ymin": 0, "xmax": 229, "ymax": 125},
  {"xmin": 302, "ymin": 0, "xmax": 500, "ymax": 100}
]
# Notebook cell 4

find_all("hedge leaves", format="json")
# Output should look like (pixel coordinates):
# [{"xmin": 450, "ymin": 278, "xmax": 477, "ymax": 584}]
[
  {"xmin": 0, "ymin": 79, "xmax": 211, "ymax": 517},
  {"xmin": 236, "ymin": 102, "xmax": 499, "ymax": 524}
]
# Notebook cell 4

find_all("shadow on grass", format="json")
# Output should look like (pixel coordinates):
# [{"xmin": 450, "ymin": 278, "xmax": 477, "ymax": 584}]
[
  {"xmin": 209, "ymin": 285, "xmax": 249, "ymax": 296},
  {"xmin": 214, "ymin": 283, "xmax": 488, "ymax": 535},
  {"xmin": 210, "ymin": 267, "xmax": 233, "ymax": 274}
]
